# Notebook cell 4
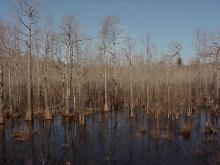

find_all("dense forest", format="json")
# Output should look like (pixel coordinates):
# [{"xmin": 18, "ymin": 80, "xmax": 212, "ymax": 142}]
[{"xmin": 0, "ymin": 0, "xmax": 219, "ymax": 125}]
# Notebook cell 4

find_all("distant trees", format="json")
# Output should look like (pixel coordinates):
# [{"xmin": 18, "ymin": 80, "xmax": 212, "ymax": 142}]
[
  {"xmin": 193, "ymin": 28, "xmax": 208, "ymax": 63},
  {"xmin": 141, "ymin": 33, "xmax": 155, "ymax": 64},
  {"xmin": 193, "ymin": 28, "xmax": 220, "ymax": 64}
]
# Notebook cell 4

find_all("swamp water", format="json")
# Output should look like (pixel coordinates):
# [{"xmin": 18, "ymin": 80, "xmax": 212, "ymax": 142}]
[{"xmin": 0, "ymin": 110, "xmax": 220, "ymax": 165}]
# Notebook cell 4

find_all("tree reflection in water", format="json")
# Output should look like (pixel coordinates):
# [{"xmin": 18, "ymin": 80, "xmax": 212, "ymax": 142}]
[{"xmin": 0, "ymin": 109, "xmax": 220, "ymax": 164}]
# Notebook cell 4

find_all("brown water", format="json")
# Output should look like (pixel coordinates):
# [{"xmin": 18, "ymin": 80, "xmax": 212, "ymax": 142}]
[{"xmin": 0, "ymin": 110, "xmax": 220, "ymax": 165}]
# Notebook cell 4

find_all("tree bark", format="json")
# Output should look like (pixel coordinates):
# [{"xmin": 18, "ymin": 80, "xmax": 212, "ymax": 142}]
[
  {"xmin": 104, "ymin": 50, "xmax": 108, "ymax": 112},
  {"xmin": 64, "ymin": 47, "xmax": 70, "ymax": 116},
  {"xmin": 8, "ymin": 63, "xmax": 12, "ymax": 116},
  {"xmin": 36, "ymin": 40, "xmax": 40, "ymax": 113},
  {"xmin": 43, "ymin": 23, "xmax": 52, "ymax": 120},
  {"xmin": 129, "ymin": 60, "xmax": 134, "ymax": 118},
  {"xmin": 25, "ymin": 21, "xmax": 32, "ymax": 121}
]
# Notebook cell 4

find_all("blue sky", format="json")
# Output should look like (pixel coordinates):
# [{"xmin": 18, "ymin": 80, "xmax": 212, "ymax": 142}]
[{"xmin": 0, "ymin": 0, "xmax": 220, "ymax": 62}]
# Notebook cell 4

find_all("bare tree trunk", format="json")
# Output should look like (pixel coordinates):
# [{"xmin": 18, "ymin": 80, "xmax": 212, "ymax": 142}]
[
  {"xmin": 140, "ymin": 57, "xmax": 144, "ymax": 107},
  {"xmin": 167, "ymin": 68, "xmax": 170, "ymax": 111},
  {"xmin": 8, "ymin": 63, "xmax": 12, "ymax": 116},
  {"xmin": 0, "ymin": 64, "xmax": 4, "ymax": 125},
  {"xmin": 103, "ymin": 45, "xmax": 108, "ymax": 112},
  {"xmin": 113, "ymin": 43, "xmax": 118, "ymax": 110},
  {"xmin": 36, "ymin": 41, "xmax": 40, "ymax": 113},
  {"xmin": 78, "ymin": 77, "xmax": 85, "ymax": 125},
  {"xmin": 44, "ymin": 38, "xmax": 52, "ymax": 120},
  {"xmin": 217, "ymin": 70, "xmax": 219, "ymax": 97},
  {"xmin": 62, "ymin": 74, "xmax": 65, "ymax": 106},
  {"xmin": 216, "ymin": 65, "xmax": 220, "ymax": 108},
  {"xmin": 64, "ymin": 48, "xmax": 70, "ymax": 116},
  {"xmin": 188, "ymin": 66, "xmax": 192, "ymax": 110},
  {"xmin": 129, "ymin": 61, "xmax": 134, "ymax": 118},
  {"xmin": 146, "ymin": 65, "xmax": 150, "ymax": 112},
  {"xmin": 70, "ymin": 45, "xmax": 74, "ymax": 111},
  {"xmin": 14, "ymin": 62, "xmax": 18, "ymax": 111},
  {"xmin": 104, "ymin": 56, "xmax": 109, "ymax": 112},
  {"xmin": 44, "ymin": 68, "xmax": 52, "ymax": 119},
  {"xmin": 25, "ymin": 22, "xmax": 33, "ymax": 121}
]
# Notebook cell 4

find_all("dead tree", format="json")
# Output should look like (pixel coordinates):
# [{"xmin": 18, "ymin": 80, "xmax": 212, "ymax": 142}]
[
  {"xmin": 60, "ymin": 16, "xmax": 74, "ymax": 116},
  {"xmin": 60, "ymin": 16, "xmax": 90, "ymax": 117},
  {"xmin": 34, "ymin": 29, "xmax": 41, "ymax": 113},
  {"xmin": 107, "ymin": 16, "xmax": 123, "ymax": 109},
  {"xmin": 141, "ymin": 33, "xmax": 155, "ymax": 110},
  {"xmin": 141, "ymin": 33, "xmax": 154, "ymax": 63},
  {"xmin": 43, "ymin": 18, "xmax": 53, "ymax": 120},
  {"xmin": 16, "ymin": 0, "xmax": 39, "ymax": 120},
  {"xmin": 99, "ymin": 16, "xmax": 119, "ymax": 112},
  {"xmin": 193, "ymin": 28, "xmax": 209, "ymax": 63},
  {"xmin": 123, "ymin": 37, "xmax": 134, "ymax": 118},
  {"xmin": 207, "ymin": 39, "xmax": 220, "ymax": 105}
]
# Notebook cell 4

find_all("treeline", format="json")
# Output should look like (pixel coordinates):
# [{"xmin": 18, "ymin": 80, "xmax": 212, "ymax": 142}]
[{"xmin": 0, "ymin": 0, "xmax": 219, "ymax": 123}]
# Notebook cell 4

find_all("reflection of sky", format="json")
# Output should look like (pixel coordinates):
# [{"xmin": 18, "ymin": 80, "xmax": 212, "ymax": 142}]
[{"xmin": 0, "ymin": 0, "xmax": 220, "ymax": 62}]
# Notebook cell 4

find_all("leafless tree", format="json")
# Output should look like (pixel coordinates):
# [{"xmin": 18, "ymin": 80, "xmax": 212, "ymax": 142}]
[
  {"xmin": 34, "ymin": 27, "xmax": 41, "ymax": 113},
  {"xmin": 168, "ymin": 41, "xmax": 182, "ymax": 64},
  {"xmin": 60, "ymin": 16, "xmax": 90, "ymax": 117},
  {"xmin": 16, "ymin": 0, "xmax": 39, "ymax": 121},
  {"xmin": 99, "ymin": 17, "xmax": 111, "ymax": 112},
  {"xmin": 141, "ymin": 33, "xmax": 155, "ymax": 64},
  {"xmin": 141, "ymin": 33, "xmax": 155, "ymax": 110},
  {"xmin": 122, "ymin": 36, "xmax": 135, "ymax": 117},
  {"xmin": 43, "ymin": 17, "xmax": 53, "ymax": 120},
  {"xmin": 60, "ymin": 16, "xmax": 77, "ymax": 116},
  {"xmin": 193, "ymin": 28, "xmax": 209, "ymax": 63},
  {"xmin": 107, "ymin": 16, "xmax": 123, "ymax": 108}
]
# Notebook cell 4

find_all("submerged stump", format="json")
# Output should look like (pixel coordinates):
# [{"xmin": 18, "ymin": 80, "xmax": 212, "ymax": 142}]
[
  {"xmin": 79, "ymin": 113, "xmax": 85, "ymax": 125},
  {"xmin": 104, "ymin": 103, "xmax": 109, "ymax": 112},
  {"xmin": 25, "ymin": 110, "xmax": 32, "ymax": 121},
  {"xmin": 44, "ymin": 109, "xmax": 52, "ymax": 120},
  {"xmin": 182, "ymin": 123, "xmax": 191, "ymax": 140}
]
